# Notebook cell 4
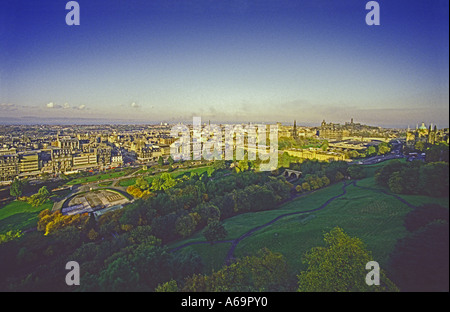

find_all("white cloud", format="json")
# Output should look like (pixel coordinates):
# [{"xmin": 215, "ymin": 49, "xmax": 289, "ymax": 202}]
[
  {"xmin": 46, "ymin": 102, "xmax": 70, "ymax": 109},
  {"xmin": 130, "ymin": 102, "xmax": 140, "ymax": 108},
  {"xmin": 0, "ymin": 103, "xmax": 17, "ymax": 111}
]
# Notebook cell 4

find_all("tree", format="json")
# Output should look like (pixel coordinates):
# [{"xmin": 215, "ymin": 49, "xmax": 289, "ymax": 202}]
[
  {"xmin": 203, "ymin": 221, "xmax": 228, "ymax": 243},
  {"xmin": 27, "ymin": 186, "xmax": 51, "ymax": 207},
  {"xmin": 366, "ymin": 146, "xmax": 377, "ymax": 157},
  {"xmin": 194, "ymin": 203, "xmax": 220, "ymax": 226},
  {"xmin": 347, "ymin": 165, "xmax": 365, "ymax": 180},
  {"xmin": 167, "ymin": 156, "xmax": 174, "ymax": 166},
  {"xmin": 335, "ymin": 171, "xmax": 345, "ymax": 182},
  {"xmin": 388, "ymin": 172, "xmax": 404, "ymax": 193},
  {"xmin": 10, "ymin": 178, "xmax": 24, "ymax": 199},
  {"xmin": 135, "ymin": 177, "xmax": 149, "ymax": 190},
  {"xmin": 158, "ymin": 156, "xmax": 164, "ymax": 166},
  {"xmin": 155, "ymin": 280, "xmax": 178, "ymax": 292},
  {"xmin": 421, "ymin": 162, "xmax": 449, "ymax": 197},
  {"xmin": 38, "ymin": 186, "xmax": 50, "ymax": 198},
  {"xmin": 235, "ymin": 160, "xmax": 249, "ymax": 173},
  {"xmin": 414, "ymin": 141, "xmax": 425, "ymax": 152},
  {"xmin": 87, "ymin": 228, "xmax": 100, "ymax": 241},
  {"xmin": 374, "ymin": 160, "xmax": 404, "ymax": 187},
  {"xmin": 377, "ymin": 142, "xmax": 391, "ymax": 155},
  {"xmin": 389, "ymin": 222, "xmax": 449, "ymax": 291},
  {"xmin": 425, "ymin": 143, "xmax": 449, "ymax": 163},
  {"xmin": 297, "ymin": 227, "xmax": 398, "ymax": 292},
  {"xmin": 213, "ymin": 160, "xmax": 227, "ymax": 170},
  {"xmin": 404, "ymin": 203, "xmax": 449, "ymax": 233},
  {"xmin": 279, "ymin": 152, "xmax": 291, "ymax": 168},
  {"xmin": 182, "ymin": 248, "xmax": 290, "ymax": 292},
  {"xmin": 126, "ymin": 185, "xmax": 143, "ymax": 198},
  {"xmin": 175, "ymin": 214, "xmax": 197, "ymax": 238},
  {"xmin": 321, "ymin": 176, "xmax": 330, "ymax": 186},
  {"xmin": 301, "ymin": 182, "xmax": 311, "ymax": 192}
]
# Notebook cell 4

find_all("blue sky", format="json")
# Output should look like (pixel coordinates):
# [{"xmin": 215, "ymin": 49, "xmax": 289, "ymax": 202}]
[{"xmin": 0, "ymin": 0, "xmax": 448, "ymax": 127}]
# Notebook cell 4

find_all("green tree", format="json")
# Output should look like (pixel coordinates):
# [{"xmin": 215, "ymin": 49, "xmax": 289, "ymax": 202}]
[
  {"xmin": 425, "ymin": 143, "xmax": 449, "ymax": 163},
  {"xmin": 347, "ymin": 165, "xmax": 365, "ymax": 180},
  {"xmin": 301, "ymin": 182, "xmax": 311, "ymax": 192},
  {"xmin": 235, "ymin": 160, "xmax": 249, "ymax": 173},
  {"xmin": 158, "ymin": 156, "xmax": 164, "ymax": 166},
  {"xmin": 175, "ymin": 214, "xmax": 197, "ymax": 238},
  {"xmin": 182, "ymin": 248, "xmax": 289, "ymax": 292},
  {"xmin": 38, "ymin": 186, "xmax": 51, "ymax": 198},
  {"xmin": 167, "ymin": 156, "xmax": 174, "ymax": 166},
  {"xmin": 389, "ymin": 222, "xmax": 449, "ymax": 291},
  {"xmin": 414, "ymin": 141, "xmax": 426, "ymax": 152},
  {"xmin": 213, "ymin": 160, "xmax": 227, "ymax": 170},
  {"xmin": 135, "ymin": 177, "xmax": 149, "ymax": 190},
  {"xmin": 374, "ymin": 160, "xmax": 404, "ymax": 187},
  {"xmin": 366, "ymin": 146, "xmax": 377, "ymax": 157},
  {"xmin": 421, "ymin": 162, "xmax": 449, "ymax": 197},
  {"xmin": 155, "ymin": 280, "xmax": 178, "ymax": 292},
  {"xmin": 335, "ymin": 171, "xmax": 345, "ymax": 182},
  {"xmin": 377, "ymin": 142, "xmax": 391, "ymax": 155},
  {"xmin": 203, "ymin": 220, "xmax": 228, "ymax": 243},
  {"xmin": 321, "ymin": 176, "xmax": 330, "ymax": 186},
  {"xmin": 10, "ymin": 178, "xmax": 24, "ymax": 199},
  {"xmin": 297, "ymin": 227, "xmax": 398, "ymax": 292},
  {"xmin": 279, "ymin": 152, "xmax": 291, "ymax": 168}
]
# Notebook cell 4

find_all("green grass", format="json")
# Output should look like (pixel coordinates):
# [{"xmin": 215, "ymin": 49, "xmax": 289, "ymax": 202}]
[
  {"xmin": 169, "ymin": 170, "xmax": 448, "ymax": 275},
  {"xmin": 168, "ymin": 183, "xmax": 345, "ymax": 272},
  {"xmin": 0, "ymin": 200, "xmax": 53, "ymax": 233},
  {"xmin": 118, "ymin": 165, "xmax": 212, "ymax": 187},
  {"xmin": 66, "ymin": 170, "xmax": 133, "ymax": 185},
  {"xmin": 232, "ymin": 182, "xmax": 414, "ymax": 274}
]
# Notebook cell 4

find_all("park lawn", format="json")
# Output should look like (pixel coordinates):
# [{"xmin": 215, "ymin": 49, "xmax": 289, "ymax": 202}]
[
  {"xmin": 169, "ymin": 172, "xmax": 447, "ymax": 276},
  {"xmin": 232, "ymin": 181, "xmax": 415, "ymax": 275},
  {"xmin": 0, "ymin": 200, "xmax": 53, "ymax": 233},
  {"xmin": 66, "ymin": 169, "xmax": 133, "ymax": 185},
  {"xmin": 118, "ymin": 165, "xmax": 212, "ymax": 187},
  {"xmin": 168, "ymin": 183, "xmax": 345, "ymax": 272}
]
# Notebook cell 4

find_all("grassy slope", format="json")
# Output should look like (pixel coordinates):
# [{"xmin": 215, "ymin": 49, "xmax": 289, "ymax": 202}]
[
  {"xmin": 169, "ymin": 159, "xmax": 449, "ymax": 275},
  {"xmin": 0, "ymin": 200, "xmax": 53, "ymax": 233}
]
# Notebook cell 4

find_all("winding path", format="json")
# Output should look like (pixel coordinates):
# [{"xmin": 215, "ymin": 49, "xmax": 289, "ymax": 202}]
[
  {"xmin": 170, "ymin": 180, "xmax": 418, "ymax": 266},
  {"xmin": 170, "ymin": 180, "xmax": 352, "ymax": 264}
]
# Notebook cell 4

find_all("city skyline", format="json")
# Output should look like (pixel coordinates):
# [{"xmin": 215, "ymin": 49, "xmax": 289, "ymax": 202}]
[{"xmin": 1, "ymin": 0, "xmax": 449, "ymax": 128}]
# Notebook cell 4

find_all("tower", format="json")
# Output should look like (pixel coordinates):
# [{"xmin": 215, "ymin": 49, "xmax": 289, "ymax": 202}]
[{"xmin": 292, "ymin": 120, "xmax": 297, "ymax": 139}]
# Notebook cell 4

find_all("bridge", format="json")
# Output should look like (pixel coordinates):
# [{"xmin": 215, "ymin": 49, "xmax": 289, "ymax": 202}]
[{"xmin": 282, "ymin": 169, "xmax": 302, "ymax": 180}]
